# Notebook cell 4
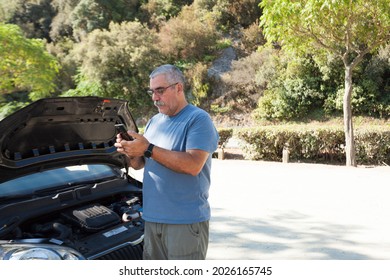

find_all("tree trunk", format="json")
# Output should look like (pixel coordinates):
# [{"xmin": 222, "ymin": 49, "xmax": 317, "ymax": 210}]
[{"xmin": 343, "ymin": 65, "xmax": 357, "ymax": 167}]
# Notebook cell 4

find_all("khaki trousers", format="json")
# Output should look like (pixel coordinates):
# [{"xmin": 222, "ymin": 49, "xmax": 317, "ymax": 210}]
[{"xmin": 142, "ymin": 221, "xmax": 209, "ymax": 260}]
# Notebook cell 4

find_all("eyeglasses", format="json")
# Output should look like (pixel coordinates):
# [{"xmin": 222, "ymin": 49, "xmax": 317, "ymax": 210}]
[{"xmin": 147, "ymin": 83, "xmax": 178, "ymax": 96}]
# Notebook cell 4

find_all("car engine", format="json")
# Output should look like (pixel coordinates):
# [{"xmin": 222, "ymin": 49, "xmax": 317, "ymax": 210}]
[{"xmin": 1, "ymin": 192, "xmax": 144, "ymax": 260}]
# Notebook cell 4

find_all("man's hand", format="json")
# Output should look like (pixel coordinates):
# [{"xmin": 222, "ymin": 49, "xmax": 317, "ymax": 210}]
[{"xmin": 115, "ymin": 131, "xmax": 148, "ymax": 170}]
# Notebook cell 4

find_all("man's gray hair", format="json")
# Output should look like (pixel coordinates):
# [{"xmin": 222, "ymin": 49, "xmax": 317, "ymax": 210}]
[{"xmin": 149, "ymin": 64, "xmax": 186, "ymax": 85}]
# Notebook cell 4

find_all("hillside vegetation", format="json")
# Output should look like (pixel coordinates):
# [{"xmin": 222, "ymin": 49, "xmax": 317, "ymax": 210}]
[{"xmin": 1, "ymin": 0, "xmax": 390, "ymax": 165}]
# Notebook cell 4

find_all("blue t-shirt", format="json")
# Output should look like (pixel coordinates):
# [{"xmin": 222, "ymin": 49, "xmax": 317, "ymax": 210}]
[{"xmin": 142, "ymin": 104, "xmax": 219, "ymax": 224}]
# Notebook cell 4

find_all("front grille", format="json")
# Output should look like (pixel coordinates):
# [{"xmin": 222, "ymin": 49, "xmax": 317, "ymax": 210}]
[{"xmin": 94, "ymin": 243, "xmax": 143, "ymax": 260}]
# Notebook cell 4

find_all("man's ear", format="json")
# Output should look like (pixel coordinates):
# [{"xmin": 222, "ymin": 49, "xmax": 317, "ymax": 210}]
[{"xmin": 177, "ymin": 82, "xmax": 184, "ymax": 95}]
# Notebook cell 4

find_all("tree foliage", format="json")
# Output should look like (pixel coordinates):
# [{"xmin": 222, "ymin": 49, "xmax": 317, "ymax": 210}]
[
  {"xmin": 1, "ymin": 0, "xmax": 55, "ymax": 40},
  {"xmin": 260, "ymin": 0, "xmax": 390, "ymax": 166},
  {"xmin": 69, "ymin": 21, "xmax": 163, "ymax": 116},
  {"xmin": 194, "ymin": 0, "xmax": 262, "ymax": 29},
  {"xmin": 0, "ymin": 23, "xmax": 59, "ymax": 100},
  {"xmin": 158, "ymin": 5, "xmax": 221, "ymax": 61},
  {"xmin": 141, "ymin": 0, "xmax": 192, "ymax": 28},
  {"xmin": 261, "ymin": 0, "xmax": 390, "ymax": 57},
  {"xmin": 0, "ymin": 0, "xmax": 389, "ymax": 147},
  {"xmin": 50, "ymin": 0, "xmax": 80, "ymax": 41},
  {"xmin": 70, "ymin": 0, "xmax": 142, "ymax": 40}
]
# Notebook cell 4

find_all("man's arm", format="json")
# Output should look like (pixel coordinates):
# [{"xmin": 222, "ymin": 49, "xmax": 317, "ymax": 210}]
[
  {"xmin": 150, "ymin": 146, "xmax": 209, "ymax": 176},
  {"xmin": 115, "ymin": 131, "xmax": 209, "ymax": 176},
  {"xmin": 126, "ymin": 155, "xmax": 145, "ymax": 170}
]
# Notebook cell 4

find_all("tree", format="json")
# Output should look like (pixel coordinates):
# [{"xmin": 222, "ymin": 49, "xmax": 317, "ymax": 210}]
[
  {"xmin": 158, "ymin": 5, "xmax": 220, "ymax": 61},
  {"xmin": 69, "ymin": 21, "xmax": 163, "ymax": 116},
  {"xmin": 0, "ymin": 23, "xmax": 59, "ymax": 100},
  {"xmin": 1, "ymin": 0, "xmax": 55, "ymax": 41},
  {"xmin": 70, "ymin": 0, "xmax": 141, "ymax": 41},
  {"xmin": 260, "ymin": 0, "xmax": 390, "ymax": 166},
  {"xmin": 50, "ymin": 0, "xmax": 80, "ymax": 41},
  {"xmin": 141, "ymin": 0, "xmax": 192, "ymax": 28}
]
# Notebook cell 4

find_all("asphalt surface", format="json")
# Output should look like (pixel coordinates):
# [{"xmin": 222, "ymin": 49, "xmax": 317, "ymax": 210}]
[{"xmin": 207, "ymin": 159, "xmax": 390, "ymax": 260}]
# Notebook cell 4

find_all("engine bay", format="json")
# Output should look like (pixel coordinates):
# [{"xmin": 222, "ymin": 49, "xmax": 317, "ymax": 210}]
[{"xmin": 1, "ymin": 188, "xmax": 144, "ymax": 259}]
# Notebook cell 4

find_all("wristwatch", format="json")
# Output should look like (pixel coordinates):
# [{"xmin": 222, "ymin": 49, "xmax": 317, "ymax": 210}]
[{"xmin": 144, "ymin": 143, "xmax": 155, "ymax": 158}]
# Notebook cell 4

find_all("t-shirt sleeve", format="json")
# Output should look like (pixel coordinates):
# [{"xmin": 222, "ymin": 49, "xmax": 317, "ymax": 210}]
[{"xmin": 186, "ymin": 111, "xmax": 219, "ymax": 153}]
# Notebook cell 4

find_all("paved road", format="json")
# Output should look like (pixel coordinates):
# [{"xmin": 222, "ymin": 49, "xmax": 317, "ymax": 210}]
[{"xmin": 207, "ymin": 159, "xmax": 390, "ymax": 260}]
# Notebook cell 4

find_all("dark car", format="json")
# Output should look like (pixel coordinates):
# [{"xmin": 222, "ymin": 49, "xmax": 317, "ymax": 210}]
[{"xmin": 0, "ymin": 97, "xmax": 144, "ymax": 260}]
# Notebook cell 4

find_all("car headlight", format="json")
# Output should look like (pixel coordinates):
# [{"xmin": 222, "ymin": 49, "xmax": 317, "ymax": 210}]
[{"xmin": 0, "ymin": 243, "xmax": 85, "ymax": 260}]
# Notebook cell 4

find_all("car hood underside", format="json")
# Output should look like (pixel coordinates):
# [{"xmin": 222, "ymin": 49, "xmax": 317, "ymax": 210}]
[{"xmin": 0, "ymin": 97, "xmax": 138, "ymax": 183}]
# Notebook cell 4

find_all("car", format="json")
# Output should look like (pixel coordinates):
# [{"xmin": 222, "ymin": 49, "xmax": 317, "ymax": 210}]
[{"xmin": 0, "ymin": 97, "xmax": 144, "ymax": 260}]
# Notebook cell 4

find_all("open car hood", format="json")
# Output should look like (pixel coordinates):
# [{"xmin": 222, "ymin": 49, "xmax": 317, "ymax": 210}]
[{"xmin": 0, "ymin": 97, "xmax": 137, "ymax": 183}]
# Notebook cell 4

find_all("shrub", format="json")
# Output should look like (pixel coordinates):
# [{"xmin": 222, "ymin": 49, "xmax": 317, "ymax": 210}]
[
  {"xmin": 157, "ymin": 5, "xmax": 220, "ymax": 61},
  {"xmin": 236, "ymin": 125, "xmax": 390, "ymax": 165},
  {"xmin": 355, "ymin": 128, "xmax": 390, "ymax": 165},
  {"xmin": 239, "ymin": 21, "xmax": 266, "ymax": 55},
  {"xmin": 237, "ymin": 126, "xmax": 346, "ymax": 163},
  {"xmin": 255, "ymin": 54, "xmax": 325, "ymax": 121},
  {"xmin": 140, "ymin": 0, "xmax": 191, "ymax": 28},
  {"xmin": 211, "ymin": 0, "xmax": 262, "ymax": 29},
  {"xmin": 218, "ymin": 49, "xmax": 276, "ymax": 115},
  {"xmin": 185, "ymin": 62, "xmax": 210, "ymax": 107},
  {"xmin": 253, "ymin": 88, "xmax": 286, "ymax": 120},
  {"xmin": 217, "ymin": 127, "xmax": 233, "ymax": 148}
]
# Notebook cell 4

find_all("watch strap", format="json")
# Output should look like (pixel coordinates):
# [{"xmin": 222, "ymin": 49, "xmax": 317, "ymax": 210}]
[{"xmin": 144, "ymin": 143, "xmax": 154, "ymax": 158}]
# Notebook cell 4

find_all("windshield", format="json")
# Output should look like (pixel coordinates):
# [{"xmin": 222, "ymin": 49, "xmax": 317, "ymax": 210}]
[{"xmin": 0, "ymin": 164, "xmax": 119, "ymax": 197}]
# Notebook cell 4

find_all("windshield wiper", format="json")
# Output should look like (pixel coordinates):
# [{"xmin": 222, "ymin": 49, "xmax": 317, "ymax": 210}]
[
  {"xmin": 32, "ymin": 176, "xmax": 117, "ymax": 196},
  {"xmin": 0, "ymin": 193, "xmax": 37, "ymax": 203},
  {"xmin": 0, "ymin": 186, "xmax": 77, "ymax": 202},
  {"xmin": 0, "ymin": 176, "xmax": 118, "ymax": 203}
]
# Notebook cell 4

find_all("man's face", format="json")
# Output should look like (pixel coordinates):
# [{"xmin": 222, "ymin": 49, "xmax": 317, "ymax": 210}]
[{"xmin": 149, "ymin": 74, "xmax": 180, "ymax": 116}]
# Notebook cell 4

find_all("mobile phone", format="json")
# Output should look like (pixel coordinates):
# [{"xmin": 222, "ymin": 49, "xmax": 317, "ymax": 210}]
[{"xmin": 115, "ymin": 124, "xmax": 134, "ymax": 141}]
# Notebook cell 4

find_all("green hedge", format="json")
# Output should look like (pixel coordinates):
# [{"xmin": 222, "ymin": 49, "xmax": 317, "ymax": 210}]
[
  {"xmin": 355, "ymin": 128, "xmax": 390, "ymax": 165},
  {"xmin": 217, "ymin": 128, "xmax": 234, "ymax": 148},
  {"xmin": 236, "ymin": 125, "xmax": 390, "ymax": 165}
]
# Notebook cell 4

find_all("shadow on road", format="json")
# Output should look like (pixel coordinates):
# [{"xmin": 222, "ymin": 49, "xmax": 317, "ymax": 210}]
[{"xmin": 208, "ymin": 207, "xmax": 370, "ymax": 260}]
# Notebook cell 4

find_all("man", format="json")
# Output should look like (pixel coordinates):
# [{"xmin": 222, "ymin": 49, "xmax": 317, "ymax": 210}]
[{"xmin": 115, "ymin": 64, "xmax": 219, "ymax": 260}]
